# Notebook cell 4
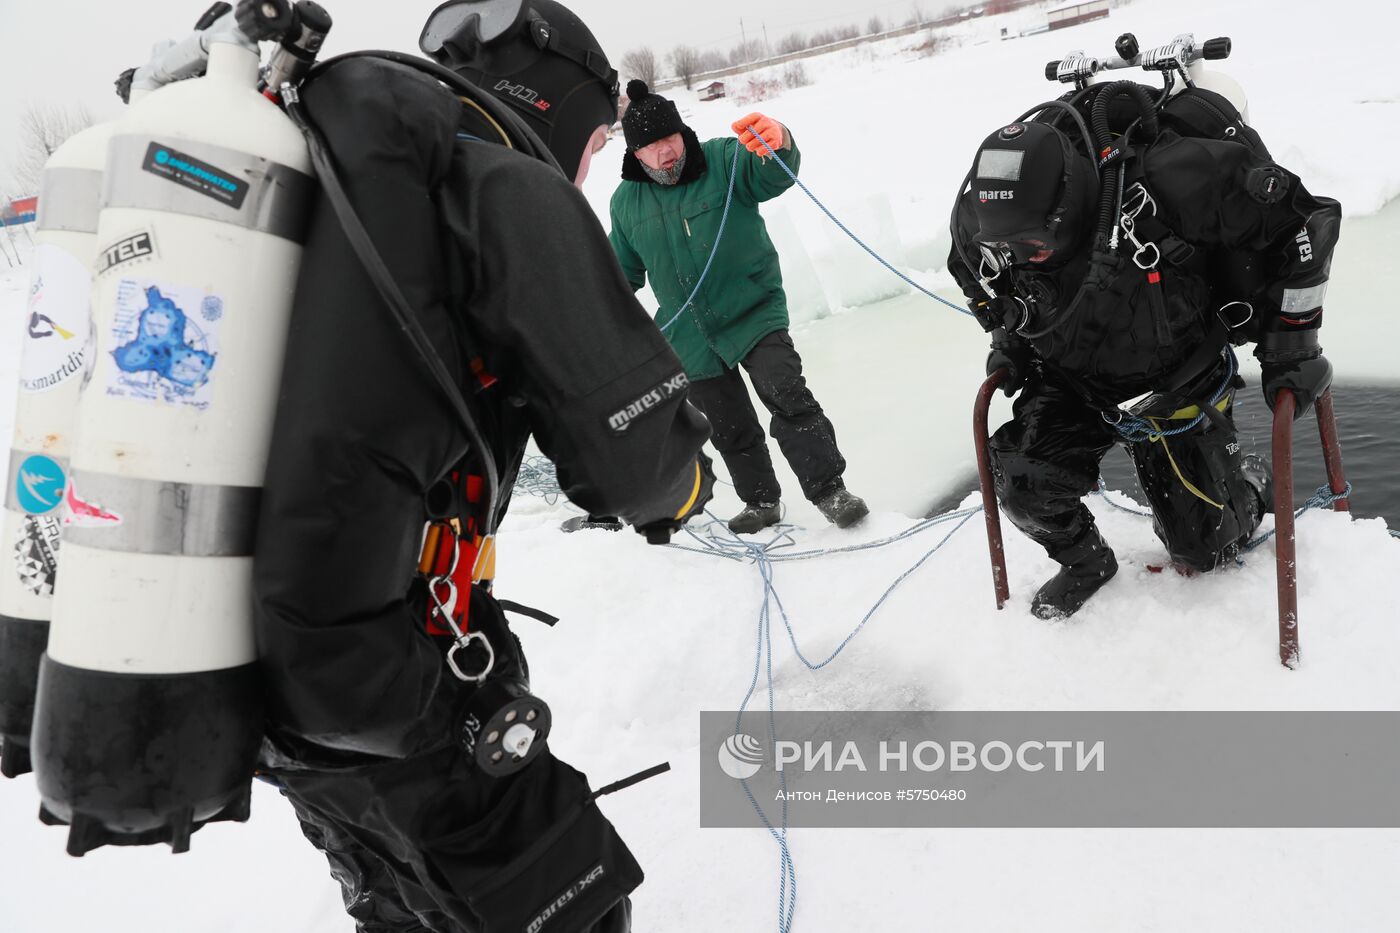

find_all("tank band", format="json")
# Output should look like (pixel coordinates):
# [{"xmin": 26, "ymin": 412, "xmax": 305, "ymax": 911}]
[
  {"xmin": 61, "ymin": 470, "xmax": 260, "ymax": 557},
  {"xmin": 37, "ymin": 168, "xmax": 103, "ymax": 234},
  {"xmin": 5, "ymin": 450, "xmax": 72, "ymax": 515},
  {"xmin": 102, "ymin": 135, "xmax": 314, "ymax": 244}
]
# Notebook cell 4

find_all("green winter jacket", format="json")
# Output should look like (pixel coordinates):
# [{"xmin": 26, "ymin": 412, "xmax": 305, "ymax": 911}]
[{"xmin": 608, "ymin": 130, "xmax": 801, "ymax": 380}]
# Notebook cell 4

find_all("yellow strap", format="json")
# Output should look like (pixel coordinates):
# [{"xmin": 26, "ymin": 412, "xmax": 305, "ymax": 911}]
[
  {"xmin": 1146, "ymin": 417, "xmax": 1225, "ymax": 510},
  {"xmin": 458, "ymin": 97, "xmax": 513, "ymax": 148},
  {"xmin": 674, "ymin": 460, "xmax": 704, "ymax": 521},
  {"xmin": 1163, "ymin": 393, "xmax": 1232, "ymax": 421},
  {"xmin": 472, "ymin": 534, "xmax": 497, "ymax": 584}
]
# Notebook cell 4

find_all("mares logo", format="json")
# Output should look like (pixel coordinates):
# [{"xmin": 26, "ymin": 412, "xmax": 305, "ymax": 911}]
[
  {"xmin": 526, "ymin": 865, "xmax": 606, "ymax": 933},
  {"xmin": 1295, "ymin": 226, "xmax": 1314, "ymax": 263},
  {"xmin": 979, "ymin": 190, "xmax": 1015, "ymax": 202},
  {"xmin": 607, "ymin": 373, "xmax": 689, "ymax": 433}
]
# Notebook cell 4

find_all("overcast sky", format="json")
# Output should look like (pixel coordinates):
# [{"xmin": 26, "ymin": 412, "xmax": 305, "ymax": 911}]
[{"xmin": 0, "ymin": 0, "xmax": 957, "ymax": 190}]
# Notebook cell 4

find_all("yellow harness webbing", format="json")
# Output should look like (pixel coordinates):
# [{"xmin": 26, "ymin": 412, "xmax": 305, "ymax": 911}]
[{"xmin": 1144, "ymin": 394, "xmax": 1232, "ymax": 511}]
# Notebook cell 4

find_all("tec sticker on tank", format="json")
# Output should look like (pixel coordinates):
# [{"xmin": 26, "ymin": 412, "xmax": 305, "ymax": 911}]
[
  {"xmin": 105, "ymin": 279, "xmax": 220, "ymax": 412},
  {"xmin": 13, "ymin": 514, "xmax": 61, "ymax": 596},
  {"xmin": 96, "ymin": 230, "xmax": 157, "ymax": 276},
  {"xmin": 141, "ymin": 142, "xmax": 250, "ymax": 209}
]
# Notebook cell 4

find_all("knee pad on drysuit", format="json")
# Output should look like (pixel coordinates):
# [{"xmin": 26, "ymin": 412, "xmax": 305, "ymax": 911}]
[
  {"xmin": 1127, "ymin": 419, "xmax": 1265, "ymax": 572},
  {"xmin": 989, "ymin": 447, "xmax": 1099, "ymax": 554}
]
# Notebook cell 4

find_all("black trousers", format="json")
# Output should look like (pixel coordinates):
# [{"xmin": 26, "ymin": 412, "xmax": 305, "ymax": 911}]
[
  {"xmin": 272, "ymin": 747, "xmax": 636, "ymax": 933},
  {"xmin": 988, "ymin": 364, "xmax": 1265, "ymax": 572},
  {"xmin": 265, "ymin": 593, "xmax": 638, "ymax": 933},
  {"xmin": 687, "ymin": 330, "xmax": 846, "ymax": 505}
]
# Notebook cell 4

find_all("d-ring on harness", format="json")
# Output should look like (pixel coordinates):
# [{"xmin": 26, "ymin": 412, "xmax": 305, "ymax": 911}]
[{"xmin": 421, "ymin": 512, "xmax": 497, "ymax": 684}]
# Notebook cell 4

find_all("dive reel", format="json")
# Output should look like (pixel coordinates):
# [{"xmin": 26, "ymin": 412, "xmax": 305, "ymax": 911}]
[{"xmin": 461, "ymin": 668, "xmax": 553, "ymax": 777}]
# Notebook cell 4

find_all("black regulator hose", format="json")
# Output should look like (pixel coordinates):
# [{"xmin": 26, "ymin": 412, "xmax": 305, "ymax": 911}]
[
  {"xmin": 1015, "ymin": 99, "xmax": 1101, "ymax": 174},
  {"xmin": 1089, "ymin": 81, "xmax": 1160, "ymax": 247},
  {"xmin": 1090, "ymin": 80, "xmax": 1158, "ymax": 147}
]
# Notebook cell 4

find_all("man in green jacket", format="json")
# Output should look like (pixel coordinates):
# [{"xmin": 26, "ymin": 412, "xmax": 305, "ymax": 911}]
[{"xmin": 608, "ymin": 80, "xmax": 868, "ymax": 533}]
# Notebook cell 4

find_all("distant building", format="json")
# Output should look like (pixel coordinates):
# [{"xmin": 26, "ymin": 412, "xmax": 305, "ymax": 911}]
[
  {"xmin": 1046, "ymin": 0, "xmax": 1110, "ymax": 31},
  {"xmin": 2, "ymin": 196, "xmax": 37, "ymax": 226},
  {"xmin": 699, "ymin": 81, "xmax": 727, "ymax": 102}
]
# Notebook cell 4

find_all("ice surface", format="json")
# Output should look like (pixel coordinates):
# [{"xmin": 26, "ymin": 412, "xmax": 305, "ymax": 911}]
[{"xmin": 3, "ymin": 0, "xmax": 1400, "ymax": 930}]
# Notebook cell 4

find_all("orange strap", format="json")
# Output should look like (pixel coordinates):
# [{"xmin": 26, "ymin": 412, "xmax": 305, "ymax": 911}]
[{"xmin": 418, "ymin": 473, "xmax": 494, "ymax": 637}]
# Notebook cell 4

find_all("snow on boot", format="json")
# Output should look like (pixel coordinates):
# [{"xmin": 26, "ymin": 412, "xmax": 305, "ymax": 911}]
[
  {"xmin": 1031, "ymin": 527, "xmax": 1118, "ymax": 620},
  {"xmin": 728, "ymin": 502, "xmax": 781, "ymax": 535},
  {"xmin": 1241, "ymin": 453, "xmax": 1275, "ymax": 516},
  {"xmin": 560, "ymin": 514, "xmax": 624, "ymax": 533},
  {"xmin": 815, "ymin": 488, "xmax": 869, "ymax": 529}
]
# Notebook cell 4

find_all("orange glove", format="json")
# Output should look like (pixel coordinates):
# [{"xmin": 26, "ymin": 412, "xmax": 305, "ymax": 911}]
[{"xmin": 732, "ymin": 113, "xmax": 785, "ymax": 156}]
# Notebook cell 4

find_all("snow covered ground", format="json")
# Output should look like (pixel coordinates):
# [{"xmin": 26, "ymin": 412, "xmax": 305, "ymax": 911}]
[{"xmin": 4, "ymin": 0, "xmax": 1400, "ymax": 931}]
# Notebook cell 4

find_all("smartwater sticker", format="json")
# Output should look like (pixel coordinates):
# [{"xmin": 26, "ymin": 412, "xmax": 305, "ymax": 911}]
[
  {"xmin": 106, "ymin": 279, "xmax": 220, "ymax": 411},
  {"xmin": 21, "ymin": 243, "xmax": 92, "ymax": 394}
]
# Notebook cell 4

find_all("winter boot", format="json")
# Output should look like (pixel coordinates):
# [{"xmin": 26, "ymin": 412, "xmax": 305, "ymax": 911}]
[
  {"xmin": 728, "ymin": 502, "xmax": 782, "ymax": 535},
  {"xmin": 814, "ymin": 487, "xmax": 869, "ymax": 528},
  {"xmin": 1241, "ymin": 453, "xmax": 1275, "ymax": 516},
  {"xmin": 1031, "ymin": 525, "xmax": 1118, "ymax": 620}
]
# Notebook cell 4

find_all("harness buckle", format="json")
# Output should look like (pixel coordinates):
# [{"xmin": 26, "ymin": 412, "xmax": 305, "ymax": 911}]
[
  {"xmin": 1133, "ymin": 240, "xmax": 1161, "ymax": 271},
  {"xmin": 1218, "ymin": 300, "xmax": 1255, "ymax": 331},
  {"xmin": 446, "ymin": 630, "xmax": 496, "ymax": 685}
]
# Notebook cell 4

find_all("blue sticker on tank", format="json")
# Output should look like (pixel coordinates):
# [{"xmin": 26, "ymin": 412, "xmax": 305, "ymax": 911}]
[
  {"xmin": 15, "ymin": 454, "xmax": 66, "ymax": 515},
  {"xmin": 107, "ymin": 280, "xmax": 220, "ymax": 411}
]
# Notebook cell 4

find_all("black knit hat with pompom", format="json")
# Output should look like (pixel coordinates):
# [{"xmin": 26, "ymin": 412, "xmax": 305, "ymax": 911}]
[{"xmin": 621, "ymin": 79, "xmax": 687, "ymax": 151}]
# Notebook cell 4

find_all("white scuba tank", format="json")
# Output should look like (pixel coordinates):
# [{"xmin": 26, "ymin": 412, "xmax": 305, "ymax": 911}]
[
  {"xmin": 31, "ymin": 2, "xmax": 313, "ymax": 855},
  {"xmin": 0, "ymin": 119, "xmax": 114, "ymax": 779}
]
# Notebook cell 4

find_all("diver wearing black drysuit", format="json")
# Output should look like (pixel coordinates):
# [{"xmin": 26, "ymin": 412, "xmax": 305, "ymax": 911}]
[
  {"xmin": 948, "ymin": 81, "xmax": 1341, "ymax": 618},
  {"xmin": 253, "ymin": 4, "xmax": 712, "ymax": 931}
]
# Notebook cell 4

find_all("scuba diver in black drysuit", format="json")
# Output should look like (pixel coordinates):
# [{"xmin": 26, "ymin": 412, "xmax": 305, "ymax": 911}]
[
  {"xmin": 253, "ymin": 2, "xmax": 714, "ymax": 931},
  {"xmin": 948, "ymin": 76, "xmax": 1341, "ymax": 619}
]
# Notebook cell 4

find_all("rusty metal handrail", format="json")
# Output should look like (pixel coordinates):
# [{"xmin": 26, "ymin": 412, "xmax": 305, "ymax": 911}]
[
  {"xmin": 974, "ymin": 375, "xmax": 1350, "ymax": 667},
  {"xmin": 974, "ymin": 369, "xmax": 1011, "ymax": 610},
  {"xmin": 1272, "ymin": 390, "xmax": 1300, "ymax": 668},
  {"xmin": 1273, "ymin": 387, "xmax": 1351, "ymax": 669}
]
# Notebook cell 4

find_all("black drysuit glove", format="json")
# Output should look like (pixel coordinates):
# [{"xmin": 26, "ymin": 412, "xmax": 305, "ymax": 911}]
[
  {"xmin": 1256, "ymin": 326, "xmax": 1332, "ymax": 420},
  {"xmin": 986, "ymin": 328, "xmax": 1033, "ymax": 397},
  {"xmin": 636, "ymin": 452, "xmax": 716, "ymax": 544}
]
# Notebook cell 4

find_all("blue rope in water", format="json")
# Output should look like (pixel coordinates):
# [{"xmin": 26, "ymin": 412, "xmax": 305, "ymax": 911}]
[
  {"xmin": 1241, "ymin": 482, "xmax": 1354, "ymax": 551},
  {"xmin": 657, "ymin": 128, "xmax": 972, "ymax": 335}
]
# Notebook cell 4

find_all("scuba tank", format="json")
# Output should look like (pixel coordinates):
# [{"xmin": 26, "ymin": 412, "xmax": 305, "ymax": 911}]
[
  {"xmin": 29, "ymin": 0, "xmax": 316, "ymax": 856},
  {"xmin": 0, "ymin": 118, "xmax": 117, "ymax": 780}
]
